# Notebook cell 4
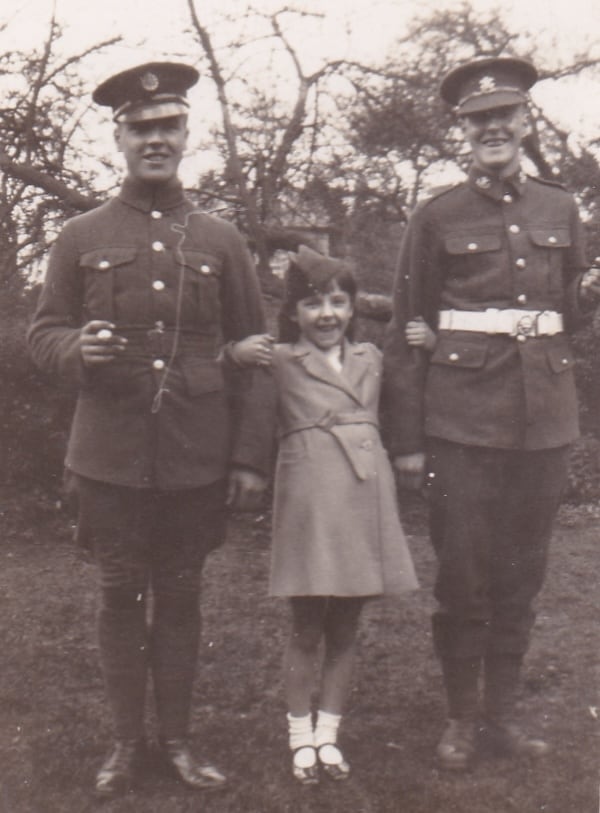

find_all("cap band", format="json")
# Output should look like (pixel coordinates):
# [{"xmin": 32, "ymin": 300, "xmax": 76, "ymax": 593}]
[{"xmin": 114, "ymin": 95, "xmax": 189, "ymax": 123}]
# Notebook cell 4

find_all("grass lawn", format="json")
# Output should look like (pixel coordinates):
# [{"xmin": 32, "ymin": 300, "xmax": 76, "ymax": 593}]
[{"xmin": 0, "ymin": 491, "xmax": 597, "ymax": 813}]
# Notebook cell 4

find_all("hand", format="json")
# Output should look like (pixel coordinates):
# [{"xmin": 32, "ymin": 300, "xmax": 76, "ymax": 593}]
[
  {"xmin": 228, "ymin": 334, "xmax": 274, "ymax": 367},
  {"xmin": 580, "ymin": 262, "xmax": 600, "ymax": 300},
  {"xmin": 393, "ymin": 452, "xmax": 426, "ymax": 491},
  {"xmin": 80, "ymin": 321, "xmax": 127, "ymax": 367},
  {"xmin": 226, "ymin": 467, "xmax": 267, "ymax": 511},
  {"xmin": 405, "ymin": 316, "xmax": 436, "ymax": 351}
]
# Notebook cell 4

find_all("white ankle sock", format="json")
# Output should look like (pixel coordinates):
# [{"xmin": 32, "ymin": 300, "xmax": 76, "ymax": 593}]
[
  {"xmin": 314, "ymin": 709, "xmax": 341, "ymax": 749},
  {"xmin": 287, "ymin": 712, "xmax": 314, "ymax": 752}
]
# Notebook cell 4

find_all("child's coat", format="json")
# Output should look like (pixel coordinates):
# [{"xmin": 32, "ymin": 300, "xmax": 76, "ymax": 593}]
[{"xmin": 269, "ymin": 339, "xmax": 418, "ymax": 597}]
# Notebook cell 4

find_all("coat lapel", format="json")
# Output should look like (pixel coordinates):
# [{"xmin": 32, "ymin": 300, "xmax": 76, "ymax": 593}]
[{"xmin": 292, "ymin": 340, "xmax": 368, "ymax": 405}]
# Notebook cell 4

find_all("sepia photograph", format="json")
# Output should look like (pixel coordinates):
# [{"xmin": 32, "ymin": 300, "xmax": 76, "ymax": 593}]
[{"xmin": 0, "ymin": 0, "xmax": 598, "ymax": 810}]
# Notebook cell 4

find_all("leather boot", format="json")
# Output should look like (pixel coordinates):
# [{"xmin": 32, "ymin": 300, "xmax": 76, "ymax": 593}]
[
  {"xmin": 483, "ymin": 654, "xmax": 549, "ymax": 758},
  {"xmin": 160, "ymin": 738, "xmax": 227, "ymax": 790},
  {"xmin": 437, "ymin": 657, "xmax": 481, "ymax": 771},
  {"xmin": 94, "ymin": 739, "xmax": 145, "ymax": 799}
]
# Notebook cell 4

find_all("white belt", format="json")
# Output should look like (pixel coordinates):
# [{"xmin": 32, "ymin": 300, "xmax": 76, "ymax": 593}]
[{"xmin": 438, "ymin": 308, "xmax": 563, "ymax": 337}]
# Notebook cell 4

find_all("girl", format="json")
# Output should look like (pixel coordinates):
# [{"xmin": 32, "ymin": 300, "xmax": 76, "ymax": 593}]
[{"xmin": 234, "ymin": 245, "xmax": 419, "ymax": 785}]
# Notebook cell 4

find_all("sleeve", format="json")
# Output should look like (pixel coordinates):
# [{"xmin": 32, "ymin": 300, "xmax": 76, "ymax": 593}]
[
  {"xmin": 382, "ymin": 203, "xmax": 441, "ymax": 457},
  {"xmin": 27, "ymin": 221, "xmax": 87, "ymax": 390},
  {"xmin": 218, "ymin": 223, "xmax": 275, "ymax": 475},
  {"xmin": 563, "ymin": 195, "xmax": 592, "ymax": 331}
]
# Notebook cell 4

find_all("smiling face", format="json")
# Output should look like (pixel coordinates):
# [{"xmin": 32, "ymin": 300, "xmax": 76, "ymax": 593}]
[
  {"xmin": 293, "ymin": 281, "xmax": 354, "ymax": 351},
  {"xmin": 461, "ymin": 104, "xmax": 530, "ymax": 176},
  {"xmin": 114, "ymin": 115, "xmax": 188, "ymax": 184}
]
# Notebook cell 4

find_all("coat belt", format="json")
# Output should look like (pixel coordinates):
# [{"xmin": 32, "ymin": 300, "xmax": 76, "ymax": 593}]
[
  {"xmin": 438, "ymin": 308, "xmax": 563, "ymax": 337},
  {"xmin": 280, "ymin": 410, "xmax": 379, "ymax": 481}
]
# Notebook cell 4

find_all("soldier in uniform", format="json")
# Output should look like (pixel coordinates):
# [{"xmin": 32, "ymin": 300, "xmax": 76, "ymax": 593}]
[
  {"xmin": 383, "ymin": 56, "xmax": 600, "ymax": 770},
  {"xmin": 28, "ymin": 62, "xmax": 272, "ymax": 797}
]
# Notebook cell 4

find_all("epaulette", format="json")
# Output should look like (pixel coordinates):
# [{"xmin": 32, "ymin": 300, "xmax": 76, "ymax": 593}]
[{"xmin": 526, "ymin": 173, "xmax": 567, "ymax": 191}]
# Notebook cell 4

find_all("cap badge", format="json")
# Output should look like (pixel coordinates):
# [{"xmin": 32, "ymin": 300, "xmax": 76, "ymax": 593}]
[
  {"xmin": 141, "ymin": 71, "xmax": 159, "ymax": 92},
  {"xmin": 476, "ymin": 176, "xmax": 491, "ymax": 189},
  {"xmin": 479, "ymin": 75, "xmax": 496, "ymax": 92}
]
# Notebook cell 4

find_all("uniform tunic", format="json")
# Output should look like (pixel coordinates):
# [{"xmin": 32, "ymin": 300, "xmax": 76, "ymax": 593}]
[
  {"xmin": 383, "ymin": 166, "xmax": 587, "ymax": 456},
  {"xmin": 269, "ymin": 339, "xmax": 418, "ymax": 598},
  {"xmin": 28, "ymin": 176, "xmax": 271, "ymax": 488}
]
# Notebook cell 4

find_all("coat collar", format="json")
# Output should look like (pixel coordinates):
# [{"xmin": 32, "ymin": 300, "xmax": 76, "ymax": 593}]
[
  {"xmin": 118, "ymin": 176, "xmax": 186, "ymax": 212},
  {"xmin": 467, "ymin": 164, "xmax": 527, "ymax": 201},
  {"xmin": 291, "ymin": 339, "xmax": 368, "ymax": 405}
]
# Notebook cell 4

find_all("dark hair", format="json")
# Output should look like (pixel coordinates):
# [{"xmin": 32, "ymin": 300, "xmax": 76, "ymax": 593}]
[{"xmin": 277, "ymin": 257, "xmax": 358, "ymax": 343}]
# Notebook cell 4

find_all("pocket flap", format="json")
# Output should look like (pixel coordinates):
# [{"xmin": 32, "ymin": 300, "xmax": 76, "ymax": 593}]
[
  {"xmin": 546, "ymin": 345, "xmax": 574, "ymax": 374},
  {"xmin": 444, "ymin": 234, "xmax": 502, "ymax": 255},
  {"xmin": 431, "ymin": 337, "xmax": 488, "ymax": 368},
  {"xmin": 529, "ymin": 228, "xmax": 571, "ymax": 248},
  {"xmin": 181, "ymin": 250, "xmax": 221, "ymax": 276},
  {"xmin": 181, "ymin": 358, "xmax": 225, "ymax": 396},
  {"xmin": 80, "ymin": 247, "xmax": 137, "ymax": 270}
]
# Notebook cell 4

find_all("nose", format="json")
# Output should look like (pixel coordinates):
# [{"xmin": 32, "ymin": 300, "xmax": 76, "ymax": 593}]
[
  {"xmin": 319, "ymin": 299, "xmax": 335, "ymax": 317},
  {"xmin": 145, "ymin": 126, "xmax": 166, "ymax": 143}
]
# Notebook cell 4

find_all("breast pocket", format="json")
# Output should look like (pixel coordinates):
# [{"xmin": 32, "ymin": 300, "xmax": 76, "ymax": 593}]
[
  {"xmin": 181, "ymin": 250, "xmax": 223, "ymax": 326},
  {"xmin": 80, "ymin": 246, "xmax": 137, "ymax": 319},
  {"xmin": 430, "ymin": 335, "xmax": 489, "ymax": 369},
  {"xmin": 529, "ymin": 227, "xmax": 571, "ymax": 295}
]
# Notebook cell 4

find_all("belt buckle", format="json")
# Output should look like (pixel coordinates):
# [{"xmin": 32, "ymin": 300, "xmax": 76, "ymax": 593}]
[
  {"xmin": 515, "ymin": 313, "xmax": 536, "ymax": 337},
  {"xmin": 146, "ymin": 326, "xmax": 165, "ymax": 355}
]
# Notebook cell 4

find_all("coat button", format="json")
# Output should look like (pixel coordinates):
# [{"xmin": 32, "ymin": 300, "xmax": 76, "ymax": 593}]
[
  {"xmin": 152, "ymin": 280, "xmax": 165, "ymax": 291},
  {"xmin": 467, "ymin": 242, "xmax": 478, "ymax": 251},
  {"xmin": 360, "ymin": 439, "xmax": 373, "ymax": 451},
  {"xmin": 548, "ymin": 235, "xmax": 557, "ymax": 244},
  {"xmin": 152, "ymin": 241, "xmax": 165, "ymax": 252},
  {"xmin": 509, "ymin": 224, "xmax": 520, "ymax": 234},
  {"xmin": 200, "ymin": 264, "xmax": 211, "ymax": 274},
  {"xmin": 98, "ymin": 260, "xmax": 110, "ymax": 269},
  {"xmin": 515, "ymin": 258, "xmax": 526, "ymax": 269},
  {"xmin": 562, "ymin": 358, "xmax": 569, "ymax": 365},
  {"xmin": 151, "ymin": 210, "xmax": 162, "ymax": 219},
  {"xmin": 503, "ymin": 194, "xmax": 513, "ymax": 203},
  {"xmin": 449, "ymin": 352, "xmax": 459, "ymax": 361},
  {"xmin": 517, "ymin": 294, "xmax": 527, "ymax": 304},
  {"xmin": 517, "ymin": 334, "xmax": 526, "ymax": 343},
  {"xmin": 153, "ymin": 359, "xmax": 165, "ymax": 370}
]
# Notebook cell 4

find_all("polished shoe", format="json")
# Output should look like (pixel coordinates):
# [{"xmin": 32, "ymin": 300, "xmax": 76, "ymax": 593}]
[
  {"xmin": 93, "ymin": 739, "xmax": 145, "ymax": 799},
  {"xmin": 436, "ymin": 719, "xmax": 477, "ymax": 771},
  {"xmin": 161, "ymin": 738, "xmax": 227, "ymax": 790},
  {"xmin": 292, "ymin": 746, "xmax": 319, "ymax": 785},
  {"xmin": 483, "ymin": 720, "xmax": 550, "ymax": 758},
  {"xmin": 317, "ymin": 743, "xmax": 350, "ymax": 781}
]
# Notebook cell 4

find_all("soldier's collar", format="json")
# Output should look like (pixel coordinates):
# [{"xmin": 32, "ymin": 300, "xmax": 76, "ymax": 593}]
[
  {"xmin": 119, "ymin": 176, "xmax": 186, "ymax": 212},
  {"xmin": 468, "ymin": 165, "xmax": 527, "ymax": 200}
]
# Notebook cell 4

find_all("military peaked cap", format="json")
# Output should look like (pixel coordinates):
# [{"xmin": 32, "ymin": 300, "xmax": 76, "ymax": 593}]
[
  {"xmin": 440, "ymin": 56, "xmax": 538, "ymax": 115},
  {"xmin": 93, "ymin": 62, "xmax": 199, "ymax": 123}
]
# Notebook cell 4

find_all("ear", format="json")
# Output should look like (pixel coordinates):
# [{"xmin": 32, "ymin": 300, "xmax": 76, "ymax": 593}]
[
  {"xmin": 521, "ymin": 107, "xmax": 532, "ymax": 138},
  {"xmin": 114, "ymin": 125, "xmax": 123, "ymax": 153}
]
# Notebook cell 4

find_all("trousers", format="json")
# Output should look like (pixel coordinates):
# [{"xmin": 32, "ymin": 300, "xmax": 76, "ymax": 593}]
[
  {"xmin": 74, "ymin": 475, "xmax": 227, "ymax": 740},
  {"xmin": 425, "ymin": 439, "xmax": 568, "ymax": 659}
]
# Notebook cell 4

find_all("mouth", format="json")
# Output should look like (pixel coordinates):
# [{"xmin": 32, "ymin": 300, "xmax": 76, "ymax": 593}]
[
  {"xmin": 143, "ymin": 153, "xmax": 170, "ymax": 164},
  {"xmin": 481, "ymin": 138, "xmax": 509, "ymax": 148}
]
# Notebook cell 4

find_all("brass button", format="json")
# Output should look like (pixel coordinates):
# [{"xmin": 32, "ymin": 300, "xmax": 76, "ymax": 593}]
[
  {"xmin": 153, "ymin": 359, "xmax": 165, "ymax": 370},
  {"xmin": 98, "ymin": 260, "xmax": 110, "ymax": 269},
  {"xmin": 449, "ymin": 352, "xmax": 459, "ymax": 361},
  {"xmin": 515, "ymin": 258, "xmax": 526, "ymax": 269},
  {"xmin": 548, "ymin": 235, "xmax": 557, "ymax": 244},
  {"xmin": 517, "ymin": 294, "xmax": 527, "ymax": 304},
  {"xmin": 151, "ymin": 210, "xmax": 162, "ymax": 219},
  {"xmin": 503, "ymin": 194, "xmax": 513, "ymax": 203},
  {"xmin": 467, "ymin": 242, "xmax": 478, "ymax": 251},
  {"xmin": 152, "ymin": 241, "xmax": 165, "ymax": 252},
  {"xmin": 152, "ymin": 280, "xmax": 165, "ymax": 291},
  {"xmin": 200, "ymin": 264, "xmax": 211, "ymax": 274},
  {"xmin": 562, "ymin": 358, "xmax": 569, "ymax": 365},
  {"xmin": 509, "ymin": 224, "xmax": 520, "ymax": 234}
]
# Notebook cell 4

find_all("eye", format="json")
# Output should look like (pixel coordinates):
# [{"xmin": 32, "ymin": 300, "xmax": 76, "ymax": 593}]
[{"xmin": 330, "ymin": 294, "xmax": 350, "ymax": 307}]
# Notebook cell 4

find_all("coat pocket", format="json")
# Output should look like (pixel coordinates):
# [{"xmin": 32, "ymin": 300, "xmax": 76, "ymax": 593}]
[
  {"xmin": 430, "ymin": 335, "xmax": 489, "ymax": 368},
  {"xmin": 80, "ymin": 246, "xmax": 137, "ymax": 319},
  {"xmin": 181, "ymin": 249, "xmax": 223, "ymax": 325},
  {"xmin": 180, "ymin": 357, "xmax": 225, "ymax": 397},
  {"xmin": 546, "ymin": 343, "xmax": 574, "ymax": 374}
]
